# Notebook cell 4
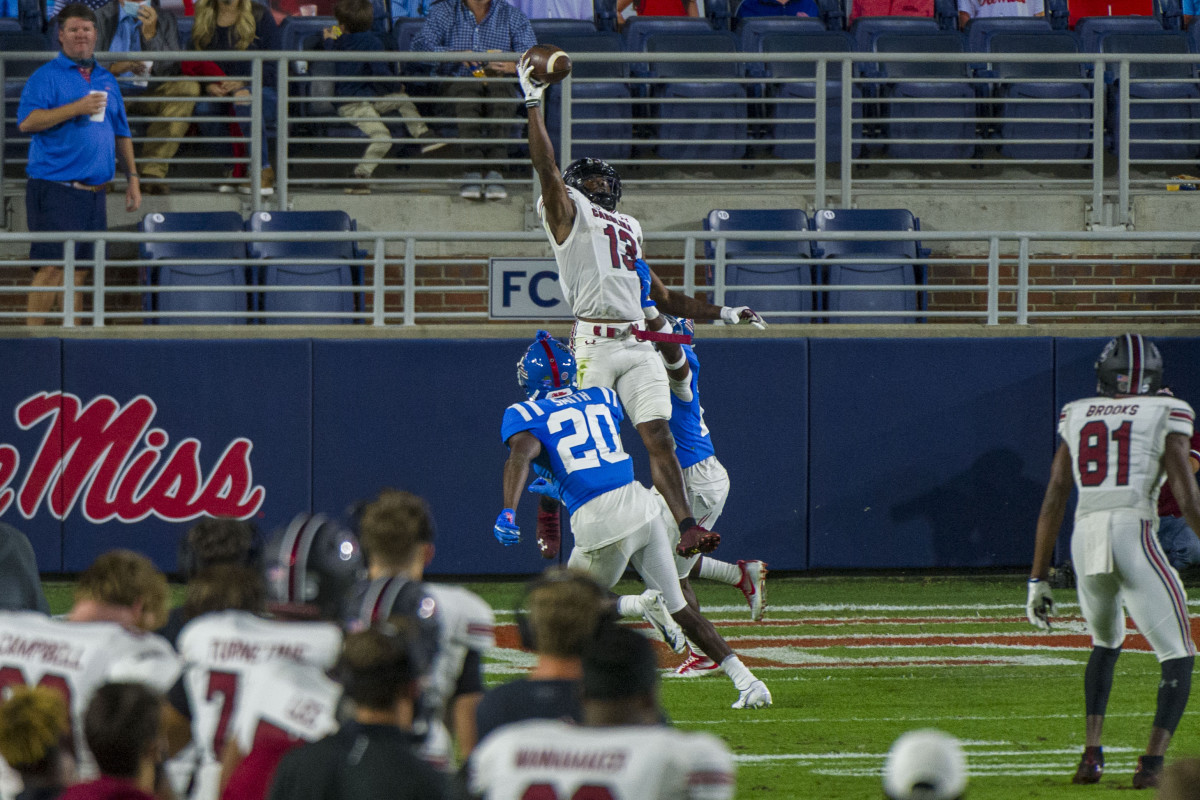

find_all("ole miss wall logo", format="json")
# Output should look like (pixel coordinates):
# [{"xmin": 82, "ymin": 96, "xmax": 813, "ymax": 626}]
[{"xmin": 0, "ymin": 392, "xmax": 266, "ymax": 522}]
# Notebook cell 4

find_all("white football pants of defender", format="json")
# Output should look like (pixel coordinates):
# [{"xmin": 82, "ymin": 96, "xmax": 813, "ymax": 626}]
[
  {"xmin": 1073, "ymin": 510, "xmax": 1196, "ymax": 661},
  {"xmin": 567, "ymin": 483, "xmax": 689, "ymax": 613},
  {"xmin": 653, "ymin": 455, "xmax": 731, "ymax": 578},
  {"xmin": 572, "ymin": 326, "xmax": 672, "ymax": 427}
]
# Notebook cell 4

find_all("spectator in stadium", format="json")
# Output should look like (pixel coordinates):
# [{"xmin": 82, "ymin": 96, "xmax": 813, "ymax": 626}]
[
  {"xmin": 1185, "ymin": 0, "xmax": 1197, "ymax": 28},
  {"xmin": 507, "ymin": 0, "xmax": 592, "ymax": 19},
  {"xmin": 59, "ymin": 683, "xmax": 166, "ymax": 800},
  {"xmin": 18, "ymin": 1, "xmax": 141, "ymax": 327},
  {"xmin": 957, "ymin": 0, "xmax": 1043, "ymax": 29},
  {"xmin": 474, "ymin": 568, "xmax": 607, "ymax": 742},
  {"xmin": 322, "ymin": 0, "xmax": 444, "ymax": 194},
  {"xmin": 265, "ymin": 624, "xmax": 450, "ymax": 800},
  {"xmin": 94, "ymin": 0, "xmax": 199, "ymax": 195},
  {"xmin": 0, "ymin": 523, "xmax": 49, "ymax": 614},
  {"xmin": 1160, "ymin": 757, "xmax": 1200, "ymax": 800},
  {"xmin": 615, "ymin": 0, "xmax": 698, "ymax": 27},
  {"xmin": 69, "ymin": 549, "xmax": 170, "ymax": 632},
  {"xmin": 183, "ymin": 0, "xmax": 281, "ymax": 195},
  {"xmin": 734, "ymin": 0, "xmax": 818, "ymax": 20},
  {"xmin": 848, "ymin": 0, "xmax": 930, "ymax": 22},
  {"xmin": 0, "ymin": 687, "xmax": 75, "ymax": 800},
  {"xmin": 157, "ymin": 517, "xmax": 259, "ymax": 645},
  {"xmin": 1155, "ymin": 427, "xmax": 1200, "ymax": 573},
  {"xmin": 882, "ymin": 729, "xmax": 968, "ymax": 800},
  {"xmin": 468, "ymin": 621, "xmax": 735, "ymax": 798},
  {"xmin": 411, "ymin": 0, "xmax": 536, "ymax": 201}
]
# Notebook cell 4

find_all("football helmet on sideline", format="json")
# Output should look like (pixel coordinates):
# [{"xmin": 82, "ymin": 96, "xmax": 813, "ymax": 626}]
[
  {"xmin": 1095, "ymin": 333, "xmax": 1163, "ymax": 397},
  {"xmin": 263, "ymin": 513, "xmax": 365, "ymax": 620}
]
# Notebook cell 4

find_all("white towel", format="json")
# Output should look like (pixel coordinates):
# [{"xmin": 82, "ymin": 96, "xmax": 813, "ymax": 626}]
[{"xmin": 1075, "ymin": 514, "xmax": 1113, "ymax": 576}]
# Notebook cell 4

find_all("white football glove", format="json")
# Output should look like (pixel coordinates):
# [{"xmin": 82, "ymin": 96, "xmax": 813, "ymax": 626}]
[
  {"xmin": 1026, "ymin": 578, "xmax": 1054, "ymax": 630},
  {"xmin": 517, "ymin": 58, "xmax": 547, "ymax": 108},
  {"xmin": 720, "ymin": 305, "xmax": 767, "ymax": 330}
]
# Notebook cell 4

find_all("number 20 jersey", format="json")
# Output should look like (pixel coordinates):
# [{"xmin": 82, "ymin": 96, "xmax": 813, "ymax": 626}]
[
  {"xmin": 1059, "ymin": 394, "xmax": 1195, "ymax": 519},
  {"xmin": 502, "ymin": 387, "xmax": 633, "ymax": 517},
  {"xmin": 538, "ymin": 186, "xmax": 645, "ymax": 322}
]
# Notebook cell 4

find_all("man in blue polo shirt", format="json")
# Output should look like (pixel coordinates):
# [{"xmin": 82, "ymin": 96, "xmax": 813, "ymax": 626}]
[{"xmin": 18, "ymin": 2, "xmax": 141, "ymax": 326}]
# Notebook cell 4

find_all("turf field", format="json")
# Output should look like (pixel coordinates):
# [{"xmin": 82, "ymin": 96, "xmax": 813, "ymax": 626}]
[{"xmin": 44, "ymin": 573, "xmax": 1200, "ymax": 799}]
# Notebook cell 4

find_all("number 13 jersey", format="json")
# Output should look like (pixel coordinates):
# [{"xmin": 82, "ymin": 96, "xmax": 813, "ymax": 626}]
[
  {"xmin": 1059, "ymin": 394, "xmax": 1196, "ymax": 519},
  {"xmin": 538, "ymin": 186, "xmax": 645, "ymax": 322}
]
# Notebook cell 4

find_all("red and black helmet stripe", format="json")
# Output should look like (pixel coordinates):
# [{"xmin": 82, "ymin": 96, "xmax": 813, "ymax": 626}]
[
  {"xmin": 539, "ymin": 338, "xmax": 562, "ymax": 389},
  {"xmin": 282, "ymin": 514, "xmax": 325, "ymax": 603},
  {"xmin": 1125, "ymin": 333, "xmax": 1144, "ymax": 394}
]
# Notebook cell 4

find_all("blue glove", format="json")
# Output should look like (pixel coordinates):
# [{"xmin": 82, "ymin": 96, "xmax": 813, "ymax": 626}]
[
  {"xmin": 634, "ymin": 258, "xmax": 656, "ymax": 309},
  {"xmin": 528, "ymin": 477, "xmax": 562, "ymax": 501},
  {"xmin": 493, "ymin": 508, "xmax": 520, "ymax": 546}
]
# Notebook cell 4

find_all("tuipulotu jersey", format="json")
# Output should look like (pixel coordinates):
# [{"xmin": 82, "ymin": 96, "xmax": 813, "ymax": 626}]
[
  {"xmin": 1059, "ymin": 394, "xmax": 1196, "ymax": 520},
  {"xmin": 469, "ymin": 719, "xmax": 735, "ymax": 800},
  {"xmin": 668, "ymin": 347, "xmax": 716, "ymax": 470},
  {"xmin": 502, "ymin": 387, "xmax": 633, "ymax": 516},
  {"xmin": 538, "ymin": 186, "xmax": 645, "ymax": 322}
]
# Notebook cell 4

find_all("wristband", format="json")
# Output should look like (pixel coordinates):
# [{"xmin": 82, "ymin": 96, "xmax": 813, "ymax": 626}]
[
  {"xmin": 663, "ymin": 352, "xmax": 687, "ymax": 370},
  {"xmin": 643, "ymin": 304, "xmax": 660, "ymax": 320}
]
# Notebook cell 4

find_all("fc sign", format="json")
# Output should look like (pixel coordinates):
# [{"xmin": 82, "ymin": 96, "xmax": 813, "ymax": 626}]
[{"xmin": 489, "ymin": 258, "xmax": 572, "ymax": 320}]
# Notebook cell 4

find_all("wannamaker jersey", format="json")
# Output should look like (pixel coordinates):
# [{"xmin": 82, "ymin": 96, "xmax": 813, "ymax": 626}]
[{"xmin": 1059, "ymin": 394, "xmax": 1196, "ymax": 520}]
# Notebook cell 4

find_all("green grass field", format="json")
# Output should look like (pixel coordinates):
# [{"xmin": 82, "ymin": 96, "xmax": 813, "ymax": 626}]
[{"xmin": 45, "ymin": 573, "xmax": 1200, "ymax": 799}]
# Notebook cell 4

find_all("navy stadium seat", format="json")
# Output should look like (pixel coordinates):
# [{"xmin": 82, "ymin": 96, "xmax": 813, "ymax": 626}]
[
  {"xmin": 139, "ymin": 212, "xmax": 251, "ymax": 325},
  {"xmin": 1099, "ymin": 30, "xmax": 1199, "ymax": 161},
  {"xmin": 1075, "ymin": 15, "xmax": 1164, "ymax": 53},
  {"xmin": 850, "ymin": 15, "xmax": 940, "ymax": 53},
  {"xmin": 812, "ymin": 208, "xmax": 927, "ymax": 323},
  {"xmin": 870, "ymin": 30, "xmax": 977, "ymax": 160},
  {"xmin": 736, "ymin": 15, "xmax": 826, "ymax": 53},
  {"xmin": 759, "ymin": 30, "xmax": 863, "ymax": 161},
  {"xmin": 3, "ymin": 32, "xmax": 50, "ymax": 161},
  {"xmin": 246, "ymin": 211, "xmax": 363, "ymax": 324},
  {"xmin": 645, "ymin": 30, "xmax": 746, "ymax": 160},
  {"xmin": 986, "ymin": 31, "xmax": 1091, "ymax": 161},
  {"xmin": 531, "ymin": 17, "xmax": 598, "ymax": 41},
  {"xmin": 176, "ymin": 14, "xmax": 193, "ymax": 48},
  {"xmin": 0, "ymin": 16, "xmax": 21, "ymax": 31},
  {"xmin": 704, "ymin": 209, "xmax": 815, "ymax": 323},
  {"xmin": 962, "ymin": 15, "xmax": 1053, "ymax": 52},
  {"xmin": 1156, "ymin": 0, "xmax": 1182, "ymax": 29},
  {"xmin": 621, "ymin": 16, "xmax": 714, "ymax": 80},
  {"xmin": 815, "ymin": 0, "xmax": 846, "ymax": 31},
  {"xmin": 543, "ymin": 31, "xmax": 632, "ymax": 162}
]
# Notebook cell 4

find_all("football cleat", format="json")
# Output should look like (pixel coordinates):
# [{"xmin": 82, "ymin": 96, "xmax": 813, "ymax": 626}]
[
  {"xmin": 677, "ymin": 526, "xmax": 720, "ymax": 557},
  {"xmin": 638, "ymin": 589, "xmax": 686, "ymax": 653},
  {"xmin": 674, "ymin": 651, "xmax": 719, "ymax": 677},
  {"xmin": 732, "ymin": 679, "xmax": 772, "ymax": 710},
  {"xmin": 737, "ymin": 560, "xmax": 768, "ymax": 621},
  {"xmin": 1071, "ymin": 749, "xmax": 1103, "ymax": 785},
  {"xmin": 536, "ymin": 506, "xmax": 561, "ymax": 559},
  {"xmin": 1132, "ymin": 756, "xmax": 1162, "ymax": 790}
]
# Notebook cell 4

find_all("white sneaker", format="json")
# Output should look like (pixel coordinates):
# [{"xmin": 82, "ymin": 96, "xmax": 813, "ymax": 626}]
[
  {"xmin": 460, "ymin": 172, "xmax": 482, "ymax": 200},
  {"xmin": 638, "ymin": 589, "xmax": 685, "ymax": 653},
  {"xmin": 732, "ymin": 679, "xmax": 772, "ymax": 709},
  {"xmin": 484, "ymin": 170, "xmax": 507, "ymax": 200},
  {"xmin": 674, "ymin": 651, "xmax": 719, "ymax": 677},
  {"xmin": 737, "ymin": 559, "xmax": 767, "ymax": 622}
]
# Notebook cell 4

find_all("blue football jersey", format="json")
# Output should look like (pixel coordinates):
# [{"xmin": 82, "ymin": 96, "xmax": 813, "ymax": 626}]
[
  {"xmin": 669, "ymin": 347, "xmax": 716, "ymax": 470},
  {"xmin": 501, "ymin": 387, "xmax": 633, "ymax": 515}
]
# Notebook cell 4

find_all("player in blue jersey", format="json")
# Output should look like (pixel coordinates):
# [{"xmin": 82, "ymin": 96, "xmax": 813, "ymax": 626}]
[{"xmin": 495, "ymin": 331, "xmax": 772, "ymax": 710}]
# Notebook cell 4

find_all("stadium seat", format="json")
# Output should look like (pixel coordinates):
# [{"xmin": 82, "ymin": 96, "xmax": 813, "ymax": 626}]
[
  {"xmin": 531, "ymin": 17, "xmax": 598, "ymax": 41},
  {"xmin": 3, "ymin": 32, "xmax": 50, "ymax": 161},
  {"xmin": 985, "ymin": 31, "xmax": 1091, "ymax": 161},
  {"xmin": 1100, "ymin": 31, "xmax": 1199, "ymax": 161},
  {"xmin": 758, "ymin": 30, "xmax": 863, "ymax": 162},
  {"xmin": 870, "ymin": 30, "xmax": 977, "ymax": 160},
  {"xmin": 246, "ymin": 211, "xmax": 363, "ymax": 324},
  {"xmin": 812, "ymin": 208, "xmax": 927, "ymax": 323},
  {"xmin": 0, "ymin": 15, "xmax": 20, "ymax": 31},
  {"xmin": 704, "ymin": 208, "xmax": 815, "ymax": 323},
  {"xmin": 1156, "ymin": 0, "xmax": 1182, "ymax": 29},
  {"xmin": 736, "ymin": 15, "xmax": 825, "ymax": 53},
  {"xmin": 962, "ymin": 15, "xmax": 1053, "ymax": 53},
  {"xmin": 850, "ymin": 15, "xmax": 941, "ymax": 53},
  {"xmin": 645, "ymin": 30, "xmax": 747, "ymax": 160},
  {"xmin": 708, "ymin": 0, "xmax": 732, "ymax": 31},
  {"xmin": 1075, "ymin": 15, "xmax": 1163, "ymax": 53},
  {"xmin": 542, "ymin": 31, "xmax": 632, "ymax": 162},
  {"xmin": 621, "ymin": 16, "xmax": 714, "ymax": 80},
  {"xmin": 176, "ymin": 14, "xmax": 192, "ymax": 48},
  {"xmin": 139, "ymin": 212, "xmax": 252, "ymax": 325}
]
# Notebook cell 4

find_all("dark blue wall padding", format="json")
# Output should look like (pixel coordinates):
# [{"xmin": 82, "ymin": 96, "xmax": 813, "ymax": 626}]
[
  {"xmin": 808, "ymin": 338, "xmax": 1055, "ymax": 569},
  {"xmin": 58, "ymin": 341, "xmax": 313, "ymax": 571}
]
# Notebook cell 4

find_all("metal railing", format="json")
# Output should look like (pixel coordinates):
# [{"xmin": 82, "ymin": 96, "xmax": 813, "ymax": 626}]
[
  {"xmin": 2, "ymin": 227, "xmax": 1198, "ymax": 326},
  {"xmin": 3, "ymin": 49, "xmax": 1200, "ymax": 222}
]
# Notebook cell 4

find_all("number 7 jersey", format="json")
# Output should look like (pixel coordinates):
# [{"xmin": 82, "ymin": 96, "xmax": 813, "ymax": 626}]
[{"xmin": 1059, "ymin": 394, "xmax": 1196, "ymax": 519}]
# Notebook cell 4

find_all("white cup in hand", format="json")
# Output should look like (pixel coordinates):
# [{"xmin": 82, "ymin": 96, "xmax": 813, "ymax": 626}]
[{"xmin": 87, "ymin": 90, "xmax": 107, "ymax": 122}]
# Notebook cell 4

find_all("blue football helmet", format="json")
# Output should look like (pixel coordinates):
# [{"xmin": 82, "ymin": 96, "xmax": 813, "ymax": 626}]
[
  {"xmin": 662, "ymin": 314, "xmax": 695, "ymax": 342},
  {"xmin": 518, "ymin": 330, "xmax": 577, "ymax": 400}
]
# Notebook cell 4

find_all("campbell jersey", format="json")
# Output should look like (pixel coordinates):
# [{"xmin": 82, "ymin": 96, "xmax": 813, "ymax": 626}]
[
  {"xmin": 176, "ymin": 610, "xmax": 342, "ymax": 800},
  {"xmin": 0, "ymin": 612, "xmax": 180, "ymax": 779},
  {"xmin": 537, "ymin": 186, "xmax": 645, "ymax": 322},
  {"xmin": 1059, "ymin": 394, "xmax": 1196, "ymax": 519},
  {"xmin": 229, "ymin": 660, "xmax": 342, "ymax": 754},
  {"xmin": 669, "ymin": 347, "xmax": 716, "ymax": 470},
  {"xmin": 469, "ymin": 720, "xmax": 735, "ymax": 800},
  {"xmin": 502, "ymin": 387, "xmax": 633, "ymax": 515}
]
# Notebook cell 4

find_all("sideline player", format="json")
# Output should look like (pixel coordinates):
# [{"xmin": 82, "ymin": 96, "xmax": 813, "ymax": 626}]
[
  {"xmin": 495, "ymin": 331, "xmax": 771, "ymax": 709},
  {"xmin": 468, "ymin": 621, "xmax": 736, "ymax": 799},
  {"xmin": 518, "ymin": 54, "xmax": 766, "ymax": 559},
  {"xmin": 1027, "ymin": 333, "xmax": 1200, "ymax": 790}
]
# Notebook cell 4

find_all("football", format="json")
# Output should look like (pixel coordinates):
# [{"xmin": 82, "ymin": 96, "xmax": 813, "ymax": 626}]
[{"xmin": 522, "ymin": 44, "xmax": 573, "ymax": 84}]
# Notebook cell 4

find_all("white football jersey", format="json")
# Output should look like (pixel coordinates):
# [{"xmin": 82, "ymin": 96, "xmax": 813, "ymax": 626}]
[
  {"xmin": 176, "ymin": 611, "xmax": 342, "ymax": 800},
  {"xmin": 469, "ymin": 720, "xmax": 735, "ymax": 800},
  {"xmin": 230, "ymin": 660, "xmax": 341, "ymax": 754},
  {"xmin": 424, "ymin": 583, "xmax": 494, "ymax": 717},
  {"xmin": 538, "ymin": 186, "xmax": 645, "ymax": 322},
  {"xmin": 0, "ymin": 611, "xmax": 180, "ymax": 779},
  {"xmin": 1059, "ymin": 394, "xmax": 1196, "ymax": 519}
]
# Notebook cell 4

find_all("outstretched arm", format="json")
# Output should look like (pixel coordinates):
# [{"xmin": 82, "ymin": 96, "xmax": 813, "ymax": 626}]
[
  {"xmin": 520, "ymin": 59, "xmax": 574, "ymax": 245},
  {"xmin": 647, "ymin": 271, "xmax": 766, "ymax": 328}
]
